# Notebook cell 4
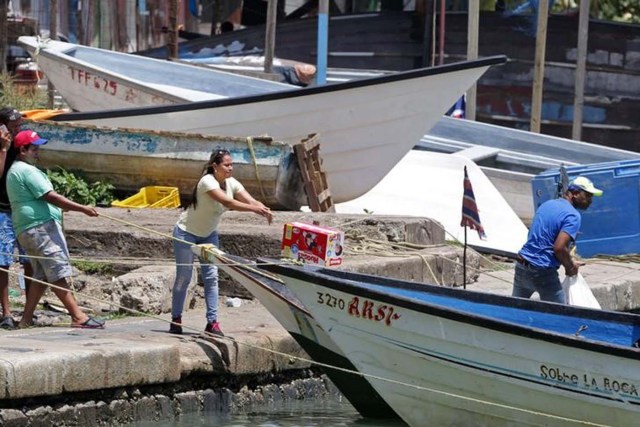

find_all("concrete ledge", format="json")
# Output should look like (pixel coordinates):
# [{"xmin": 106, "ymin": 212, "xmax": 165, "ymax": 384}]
[{"xmin": 0, "ymin": 337, "xmax": 180, "ymax": 399}]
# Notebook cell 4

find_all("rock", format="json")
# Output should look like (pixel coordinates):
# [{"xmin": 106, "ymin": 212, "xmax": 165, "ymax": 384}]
[{"xmin": 109, "ymin": 266, "xmax": 196, "ymax": 314}]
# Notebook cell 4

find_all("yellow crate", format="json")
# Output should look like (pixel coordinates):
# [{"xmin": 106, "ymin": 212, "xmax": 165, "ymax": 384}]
[{"xmin": 111, "ymin": 186, "xmax": 180, "ymax": 209}]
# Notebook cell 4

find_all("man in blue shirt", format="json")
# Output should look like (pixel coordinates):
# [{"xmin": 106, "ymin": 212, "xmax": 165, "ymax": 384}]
[{"xmin": 513, "ymin": 176, "xmax": 602, "ymax": 303}]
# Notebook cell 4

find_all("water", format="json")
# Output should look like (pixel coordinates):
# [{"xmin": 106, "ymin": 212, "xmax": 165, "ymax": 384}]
[{"xmin": 129, "ymin": 399, "xmax": 406, "ymax": 427}]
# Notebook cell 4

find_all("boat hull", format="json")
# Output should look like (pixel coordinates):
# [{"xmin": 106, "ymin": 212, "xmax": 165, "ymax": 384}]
[
  {"xmin": 29, "ymin": 121, "xmax": 304, "ymax": 209},
  {"xmin": 263, "ymin": 263, "xmax": 640, "ymax": 427},
  {"xmin": 50, "ymin": 57, "xmax": 505, "ymax": 204},
  {"xmin": 193, "ymin": 246, "xmax": 398, "ymax": 418}
]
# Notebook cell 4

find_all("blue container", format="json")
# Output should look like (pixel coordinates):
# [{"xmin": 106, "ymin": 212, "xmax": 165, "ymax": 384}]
[{"xmin": 532, "ymin": 159, "xmax": 640, "ymax": 258}]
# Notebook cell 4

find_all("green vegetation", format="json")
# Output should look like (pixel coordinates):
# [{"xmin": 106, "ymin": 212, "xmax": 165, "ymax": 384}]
[
  {"xmin": 0, "ymin": 73, "xmax": 47, "ymax": 110},
  {"xmin": 595, "ymin": 0, "xmax": 640, "ymax": 23},
  {"xmin": 46, "ymin": 167, "xmax": 116, "ymax": 206},
  {"xmin": 71, "ymin": 260, "xmax": 115, "ymax": 276}
]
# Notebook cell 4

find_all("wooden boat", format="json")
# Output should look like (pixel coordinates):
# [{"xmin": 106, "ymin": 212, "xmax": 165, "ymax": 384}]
[
  {"xmin": 18, "ymin": 37, "xmax": 293, "ymax": 110},
  {"xmin": 141, "ymin": 11, "xmax": 640, "ymax": 149},
  {"xmin": 28, "ymin": 48, "xmax": 505, "ymax": 206},
  {"xmin": 418, "ymin": 117, "xmax": 640, "ymax": 222},
  {"xmin": 261, "ymin": 261, "xmax": 640, "ymax": 427},
  {"xmin": 26, "ymin": 120, "xmax": 304, "ymax": 209},
  {"xmin": 191, "ymin": 244, "xmax": 398, "ymax": 419}
]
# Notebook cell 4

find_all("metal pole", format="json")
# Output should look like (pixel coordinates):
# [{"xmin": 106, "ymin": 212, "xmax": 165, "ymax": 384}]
[
  {"xmin": 572, "ymin": 0, "xmax": 590, "ymax": 141},
  {"xmin": 466, "ymin": 0, "xmax": 479, "ymax": 121},
  {"xmin": 316, "ymin": 0, "xmax": 329, "ymax": 85},
  {"xmin": 264, "ymin": 0, "xmax": 278, "ymax": 74},
  {"xmin": 530, "ymin": 0, "xmax": 549, "ymax": 133}
]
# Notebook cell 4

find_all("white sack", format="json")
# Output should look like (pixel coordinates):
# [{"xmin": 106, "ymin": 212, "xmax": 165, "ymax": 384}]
[{"xmin": 562, "ymin": 273, "xmax": 601, "ymax": 309}]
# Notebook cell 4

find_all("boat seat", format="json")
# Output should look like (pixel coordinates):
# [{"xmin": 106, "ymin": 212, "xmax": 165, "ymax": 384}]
[{"xmin": 456, "ymin": 146, "xmax": 501, "ymax": 162}]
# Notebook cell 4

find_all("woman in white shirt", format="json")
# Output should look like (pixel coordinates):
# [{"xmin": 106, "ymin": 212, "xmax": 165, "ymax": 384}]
[{"xmin": 170, "ymin": 149, "xmax": 272, "ymax": 336}]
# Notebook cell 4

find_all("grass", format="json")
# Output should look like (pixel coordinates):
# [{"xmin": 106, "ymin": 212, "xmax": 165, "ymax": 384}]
[
  {"xmin": 72, "ymin": 260, "xmax": 115, "ymax": 276},
  {"xmin": 0, "ymin": 72, "xmax": 47, "ymax": 110}
]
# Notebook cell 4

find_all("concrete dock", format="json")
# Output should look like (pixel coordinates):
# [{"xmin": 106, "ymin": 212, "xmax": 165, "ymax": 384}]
[{"xmin": 1, "ymin": 209, "xmax": 640, "ymax": 425}]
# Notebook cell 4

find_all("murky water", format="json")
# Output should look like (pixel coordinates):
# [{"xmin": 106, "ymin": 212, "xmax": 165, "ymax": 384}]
[{"xmin": 130, "ymin": 399, "xmax": 406, "ymax": 427}]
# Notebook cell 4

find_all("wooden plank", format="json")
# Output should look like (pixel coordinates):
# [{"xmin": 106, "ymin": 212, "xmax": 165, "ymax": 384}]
[
  {"xmin": 530, "ymin": 0, "xmax": 550, "ymax": 133},
  {"xmin": 293, "ymin": 134, "xmax": 335, "ymax": 212},
  {"xmin": 466, "ymin": 0, "xmax": 479, "ymax": 121},
  {"xmin": 572, "ymin": 0, "xmax": 590, "ymax": 141}
]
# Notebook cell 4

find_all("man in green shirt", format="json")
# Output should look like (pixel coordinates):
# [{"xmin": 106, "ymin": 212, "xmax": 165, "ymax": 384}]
[{"xmin": 7, "ymin": 130, "xmax": 105, "ymax": 329}]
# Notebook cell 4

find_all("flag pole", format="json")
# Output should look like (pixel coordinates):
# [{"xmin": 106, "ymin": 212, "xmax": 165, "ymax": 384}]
[{"xmin": 463, "ymin": 226, "xmax": 467, "ymax": 289}]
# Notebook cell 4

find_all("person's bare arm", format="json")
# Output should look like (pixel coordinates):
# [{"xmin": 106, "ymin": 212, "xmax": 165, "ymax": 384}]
[
  {"xmin": 554, "ymin": 231, "xmax": 579, "ymax": 276},
  {"xmin": 0, "ymin": 129, "xmax": 11, "ymax": 174},
  {"xmin": 42, "ymin": 191, "xmax": 98, "ymax": 217},
  {"xmin": 207, "ymin": 188, "xmax": 272, "ymax": 224}
]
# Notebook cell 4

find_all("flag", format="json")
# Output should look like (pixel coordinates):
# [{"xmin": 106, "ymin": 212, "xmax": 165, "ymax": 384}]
[
  {"xmin": 449, "ymin": 95, "xmax": 466, "ymax": 119},
  {"xmin": 461, "ymin": 166, "xmax": 487, "ymax": 239}
]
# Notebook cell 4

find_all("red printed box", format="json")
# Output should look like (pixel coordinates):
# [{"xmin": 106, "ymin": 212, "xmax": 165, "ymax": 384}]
[{"xmin": 281, "ymin": 222, "xmax": 344, "ymax": 267}]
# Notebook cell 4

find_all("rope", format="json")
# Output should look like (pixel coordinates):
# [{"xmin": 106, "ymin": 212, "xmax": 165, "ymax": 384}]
[
  {"xmin": 245, "ymin": 137, "xmax": 267, "ymax": 202},
  {"xmin": 2, "ymin": 257, "xmax": 610, "ymax": 426},
  {"xmin": 0, "ymin": 214, "xmax": 619, "ymax": 425},
  {"xmin": 31, "ymin": 36, "xmax": 52, "ymax": 86},
  {"xmin": 334, "ymin": 216, "xmax": 520, "ymax": 287}
]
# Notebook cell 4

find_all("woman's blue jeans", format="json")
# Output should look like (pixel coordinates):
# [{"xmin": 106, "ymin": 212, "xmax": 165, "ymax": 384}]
[
  {"xmin": 171, "ymin": 225, "xmax": 219, "ymax": 323},
  {"xmin": 512, "ymin": 262, "xmax": 566, "ymax": 304}
]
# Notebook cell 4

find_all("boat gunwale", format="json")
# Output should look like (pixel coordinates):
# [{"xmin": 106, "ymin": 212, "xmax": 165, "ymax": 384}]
[{"xmin": 19, "ymin": 40, "xmax": 196, "ymax": 104}]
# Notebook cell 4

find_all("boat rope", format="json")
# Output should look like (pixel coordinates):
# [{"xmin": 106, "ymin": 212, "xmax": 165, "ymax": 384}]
[
  {"xmin": 0, "ymin": 262, "xmax": 613, "ymax": 427},
  {"xmin": 245, "ymin": 136, "xmax": 268, "ymax": 202},
  {"xmin": 30, "ymin": 36, "xmax": 52, "ymax": 86},
  {"xmin": 336, "ymin": 215, "xmax": 514, "ymax": 277},
  {"xmin": 0, "ymin": 214, "xmax": 623, "ymax": 425}
]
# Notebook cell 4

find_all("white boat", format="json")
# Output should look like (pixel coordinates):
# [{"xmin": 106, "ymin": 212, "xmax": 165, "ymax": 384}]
[
  {"xmin": 418, "ymin": 117, "xmax": 640, "ymax": 222},
  {"xmin": 27, "ymin": 119, "xmax": 304, "ymax": 209},
  {"xmin": 21, "ymin": 37, "xmax": 505, "ymax": 206},
  {"xmin": 191, "ymin": 244, "xmax": 398, "ymax": 419},
  {"xmin": 262, "ymin": 261, "xmax": 640, "ymax": 427},
  {"xmin": 18, "ymin": 37, "xmax": 294, "ymax": 110}
]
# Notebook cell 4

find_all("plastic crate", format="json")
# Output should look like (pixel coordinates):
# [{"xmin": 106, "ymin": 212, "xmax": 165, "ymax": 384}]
[{"xmin": 112, "ymin": 186, "xmax": 180, "ymax": 209}]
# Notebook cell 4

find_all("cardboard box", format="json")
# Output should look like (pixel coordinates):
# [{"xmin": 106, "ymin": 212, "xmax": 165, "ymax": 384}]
[{"xmin": 282, "ymin": 222, "xmax": 344, "ymax": 267}]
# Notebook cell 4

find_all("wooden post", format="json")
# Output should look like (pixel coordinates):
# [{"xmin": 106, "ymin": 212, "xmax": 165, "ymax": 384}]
[
  {"xmin": 167, "ymin": 0, "xmax": 179, "ymax": 60},
  {"xmin": 264, "ymin": 0, "xmax": 278, "ymax": 74},
  {"xmin": 48, "ymin": 0, "xmax": 58, "ymax": 108},
  {"xmin": 466, "ymin": 0, "xmax": 479, "ymax": 121},
  {"xmin": 0, "ymin": 0, "xmax": 8, "ymax": 74},
  {"xmin": 76, "ymin": 0, "xmax": 85, "ymax": 46},
  {"xmin": 420, "ymin": 0, "xmax": 434, "ymax": 68},
  {"xmin": 530, "ymin": 0, "xmax": 549, "ymax": 133},
  {"xmin": 572, "ymin": 0, "xmax": 590, "ymax": 141}
]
